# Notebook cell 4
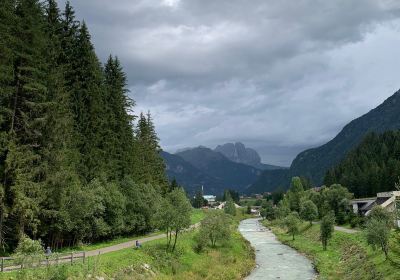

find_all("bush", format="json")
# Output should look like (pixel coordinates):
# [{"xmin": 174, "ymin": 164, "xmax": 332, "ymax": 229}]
[
  {"xmin": 284, "ymin": 212, "xmax": 301, "ymax": 240},
  {"xmin": 13, "ymin": 235, "xmax": 45, "ymax": 268},
  {"xmin": 320, "ymin": 212, "xmax": 335, "ymax": 250},
  {"xmin": 199, "ymin": 211, "xmax": 232, "ymax": 247}
]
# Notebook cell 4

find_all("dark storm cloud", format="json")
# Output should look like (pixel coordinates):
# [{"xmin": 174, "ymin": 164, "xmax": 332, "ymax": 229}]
[{"xmin": 62, "ymin": 0, "xmax": 400, "ymax": 165}]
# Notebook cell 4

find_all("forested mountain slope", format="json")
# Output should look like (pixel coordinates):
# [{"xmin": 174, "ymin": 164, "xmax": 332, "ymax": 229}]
[
  {"xmin": 247, "ymin": 89, "xmax": 400, "ymax": 194},
  {"xmin": 325, "ymin": 131, "xmax": 400, "ymax": 198},
  {"xmin": 161, "ymin": 151, "xmax": 225, "ymax": 195}
]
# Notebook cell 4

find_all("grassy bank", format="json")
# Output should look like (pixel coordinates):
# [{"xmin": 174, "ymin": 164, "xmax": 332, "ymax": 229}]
[
  {"xmin": 264, "ymin": 220, "xmax": 400, "ymax": 280},
  {"xmin": 1, "ymin": 211, "xmax": 254, "ymax": 280}
]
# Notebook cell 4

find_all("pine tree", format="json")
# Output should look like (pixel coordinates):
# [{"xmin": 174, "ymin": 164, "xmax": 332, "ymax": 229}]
[
  {"xmin": 39, "ymin": 0, "xmax": 83, "ymax": 248},
  {"xmin": 135, "ymin": 112, "xmax": 168, "ymax": 190},
  {"xmin": 4, "ymin": 0, "xmax": 50, "ymax": 242},
  {"xmin": 103, "ymin": 56, "xmax": 136, "ymax": 181},
  {"xmin": 68, "ymin": 22, "xmax": 107, "ymax": 181},
  {"xmin": 0, "ymin": 0, "xmax": 16, "ymax": 251}
]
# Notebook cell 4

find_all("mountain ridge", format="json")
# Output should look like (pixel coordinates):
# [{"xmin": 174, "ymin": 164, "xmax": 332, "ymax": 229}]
[{"xmin": 247, "ymin": 89, "xmax": 400, "ymax": 194}]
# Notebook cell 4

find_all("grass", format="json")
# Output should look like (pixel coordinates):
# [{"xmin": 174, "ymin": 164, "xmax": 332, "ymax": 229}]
[
  {"xmin": 190, "ymin": 208, "xmax": 206, "ymax": 224},
  {"xmin": 264, "ymin": 220, "xmax": 400, "ymax": 280},
  {"xmin": 0, "ymin": 211, "xmax": 254, "ymax": 280}
]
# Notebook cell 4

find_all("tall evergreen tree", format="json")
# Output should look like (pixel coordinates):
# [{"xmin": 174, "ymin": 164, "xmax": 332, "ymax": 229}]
[
  {"xmin": 0, "ymin": 0, "xmax": 16, "ymax": 251},
  {"xmin": 135, "ymin": 112, "xmax": 168, "ymax": 190},
  {"xmin": 4, "ymin": 0, "xmax": 50, "ymax": 243},
  {"xmin": 68, "ymin": 22, "xmax": 107, "ymax": 181},
  {"xmin": 103, "ymin": 55, "xmax": 135, "ymax": 181},
  {"xmin": 39, "ymin": 0, "xmax": 83, "ymax": 248}
]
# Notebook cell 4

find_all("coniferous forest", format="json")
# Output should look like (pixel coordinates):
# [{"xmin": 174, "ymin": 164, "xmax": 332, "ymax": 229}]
[
  {"xmin": 325, "ymin": 130, "xmax": 400, "ymax": 198},
  {"xmin": 0, "ymin": 0, "xmax": 169, "ymax": 252}
]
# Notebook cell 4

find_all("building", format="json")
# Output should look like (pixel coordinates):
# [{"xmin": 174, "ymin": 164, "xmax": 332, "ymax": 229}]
[
  {"xmin": 215, "ymin": 201, "xmax": 241, "ymax": 209},
  {"xmin": 203, "ymin": 195, "xmax": 216, "ymax": 205},
  {"xmin": 351, "ymin": 191, "xmax": 400, "ymax": 226}
]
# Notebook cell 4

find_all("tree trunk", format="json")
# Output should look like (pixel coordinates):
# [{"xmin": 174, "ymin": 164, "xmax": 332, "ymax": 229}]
[
  {"xmin": 0, "ymin": 207, "xmax": 4, "ymax": 251},
  {"xmin": 172, "ymin": 229, "xmax": 179, "ymax": 251},
  {"xmin": 167, "ymin": 230, "xmax": 173, "ymax": 248}
]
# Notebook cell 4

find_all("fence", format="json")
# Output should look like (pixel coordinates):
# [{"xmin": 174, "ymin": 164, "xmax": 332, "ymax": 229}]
[{"xmin": 0, "ymin": 251, "xmax": 86, "ymax": 272}]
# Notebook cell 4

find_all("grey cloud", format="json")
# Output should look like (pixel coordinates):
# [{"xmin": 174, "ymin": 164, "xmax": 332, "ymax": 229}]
[{"xmin": 63, "ymin": 0, "xmax": 400, "ymax": 165}]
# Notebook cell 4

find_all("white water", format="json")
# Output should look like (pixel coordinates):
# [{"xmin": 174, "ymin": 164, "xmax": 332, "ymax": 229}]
[{"xmin": 239, "ymin": 218, "xmax": 316, "ymax": 280}]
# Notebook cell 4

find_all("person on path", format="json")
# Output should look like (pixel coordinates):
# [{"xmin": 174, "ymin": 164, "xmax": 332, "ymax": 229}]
[
  {"xmin": 135, "ymin": 240, "xmax": 141, "ymax": 249},
  {"xmin": 45, "ymin": 246, "xmax": 52, "ymax": 257},
  {"xmin": 45, "ymin": 246, "xmax": 52, "ymax": 265}
]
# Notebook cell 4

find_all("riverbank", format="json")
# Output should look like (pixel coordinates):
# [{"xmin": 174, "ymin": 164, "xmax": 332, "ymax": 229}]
[
  {"xmin": 0, "ymin": 211, "xmax": 255, "ymax": 280},
  {"xmin": 264, "ymin": 220, "xmax": 400, "ymax": 280}
]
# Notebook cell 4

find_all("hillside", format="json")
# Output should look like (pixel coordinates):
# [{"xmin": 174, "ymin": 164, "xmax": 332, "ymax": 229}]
[
  {"xmin": 325, "ymin": 130, "xmax": 400, "ymax": 198},
  {"xmin": 214, "ymin": 142, "xmax": 284, "ymax": 170},
  {"xmin": 176, "ymin": 147, "xmax": 261, "ymax": 192},
  {"xmin": 161, "ymin": 151, "xmax": 225, "ymax": 195},
  {"xmin": 247, "ymin": 89, "xmax": 400, "ymax": 194}
]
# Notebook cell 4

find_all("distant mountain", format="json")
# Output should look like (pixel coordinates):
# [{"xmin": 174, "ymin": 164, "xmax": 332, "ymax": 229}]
[
  {"xmin": 175, "ymin": 147, "xmax": 261, "ymax": 192},
  {"xmin": 161, "ymin": 151, "xmax": 224, "ymax": 195},
  {"xmin": 247, "ymin": 89, "xmax": 400, "ymax": 194},
  {"xmin": 214, "ymin": 142, "xmax": 284, "ymax": 170}
]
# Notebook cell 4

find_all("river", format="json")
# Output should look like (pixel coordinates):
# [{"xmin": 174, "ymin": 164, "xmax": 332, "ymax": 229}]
[{"xmin": 239, "ymin": 218, "xmax": 316, "ymax": 280}]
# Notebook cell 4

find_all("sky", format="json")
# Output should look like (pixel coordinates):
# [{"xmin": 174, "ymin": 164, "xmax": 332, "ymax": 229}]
[{"xmin": 62, "ymin": 0, "xmax": 400, "ymax": 166}]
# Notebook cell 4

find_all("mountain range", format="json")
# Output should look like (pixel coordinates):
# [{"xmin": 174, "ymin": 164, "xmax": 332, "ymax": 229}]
[
  {"xmin": 161, "ymin": 142, "xmax": 282, "ymax": 195},
  {"xmin": 247, "ymin": 89, "xmax": 400, "ymax": 194}
]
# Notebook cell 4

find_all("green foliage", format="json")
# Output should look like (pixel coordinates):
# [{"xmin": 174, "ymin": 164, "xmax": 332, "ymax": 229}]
[
  {"xmin": 0, "ymin": 0, "xmax": 168, "ymax": 252},
  {"xmin": 325, "ymin": 131, "xmax": 400, "ymax": 197},
  {"xmin": 268, "ymin": 222, "xmax": 386, "ymax": 280},
  {"xmin": 12, "ymin": 235, "xmax": 44, "ymax": 268},
  {"xmin": 320, "ymin": 212, "xmax": 335, "ymax": 250},
  {"xmin": 261, "ymin": 200, "xmax": 276, "ymax": 220},
  {"xmin": 286, "ymin": 177, "xmax": 305, "ymax": 212},
  {"xmin": 246, "ymin": 205, "xmax": 252, "ymax": 215},
  {"xmin": 156, "ymin": 188, "xmax": 191, "ymax": 251},
  {"xmin": 223, "ymin": 189, "xmax": 240, "ymax": 204},
  {"xmin": 364, "ymin": 207, "xmax": 393, "ymax": 258},
  {"xmin": 300, "ymin": 200, "xmax": 318, "ymax": 225},
  {"xmin": 224, "ymin": 193, "xmax": 237, "ymax": 216},
  {"xmin": 320, "ymin": 184, "xmax": 352, "ymax": 224},
  {"xmin": 198, "ymin": 211, "xmax": 232, "ymax": 247},
  {"xmin": 284, "ymin": 212, "xmax": 301, "ymax": 240},
  {"xmin": 192, "ymin": 190, "xmax": 205, "ymax": 208}
]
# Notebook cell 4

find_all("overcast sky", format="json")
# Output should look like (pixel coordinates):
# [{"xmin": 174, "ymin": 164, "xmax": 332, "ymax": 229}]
[{"xmin": 62, "ymin": 0, "xmax": 400, "ymax": 166}]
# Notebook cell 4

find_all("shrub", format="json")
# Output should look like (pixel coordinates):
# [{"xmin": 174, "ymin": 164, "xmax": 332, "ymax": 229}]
[
  {"xmin": 320, "ymin": 212, "xmax": 335, "ymax": 250},
  {"xmin": 284, "ymin": 212, "xmax": 301, "ymax": 240}
]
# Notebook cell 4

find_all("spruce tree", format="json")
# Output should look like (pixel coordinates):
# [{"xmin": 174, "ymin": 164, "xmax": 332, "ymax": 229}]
[
  {"xmin": 103, "ymin": 55, "xmax": 136, "ymax": 181},
  {"xmin": 135, "ymin": 112, "xmax": 168, "ymax": 190},
  {"xmin": 39, "ymin": 0, "xmax": 84, "ymax": 248},
  {"xmin": 68, "ymin": 22, "xmax": 107, "ymax": 181},
  {"xmin": 4, "ymin": 0, "xmax": 49, "ymax": 242},
  {"xmin": 0, "ymin": 0, "xmax": 16, "ymax": 251}
]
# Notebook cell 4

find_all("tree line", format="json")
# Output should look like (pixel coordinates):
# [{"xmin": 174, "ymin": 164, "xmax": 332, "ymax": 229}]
[
  {"xmin": 0, "ymin": 0, "xmax": 172, "ymax": 252},
  {"xmin": 325, "ymin": 130, "xmax": 400, "ymax": 198},
  {"xmin": 262, "ymin": 177, "xmax": 397, "ymax": 256}
]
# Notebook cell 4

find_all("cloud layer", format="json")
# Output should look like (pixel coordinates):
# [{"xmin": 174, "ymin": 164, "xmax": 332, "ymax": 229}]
[{"xmin": 65, "ymin": 0, "xmax": 400, "ymax": 166}]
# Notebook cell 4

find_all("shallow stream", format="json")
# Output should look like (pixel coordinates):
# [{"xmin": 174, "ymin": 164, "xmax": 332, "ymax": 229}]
[{"xmin": 239, "ymin": 218, "xmax": 316, "ymax": 280}]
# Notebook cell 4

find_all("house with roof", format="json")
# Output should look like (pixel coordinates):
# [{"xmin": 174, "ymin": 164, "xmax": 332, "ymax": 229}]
[{"xmin": 351, "ymin": 191, "xmax": 400, "ymax": 226}]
